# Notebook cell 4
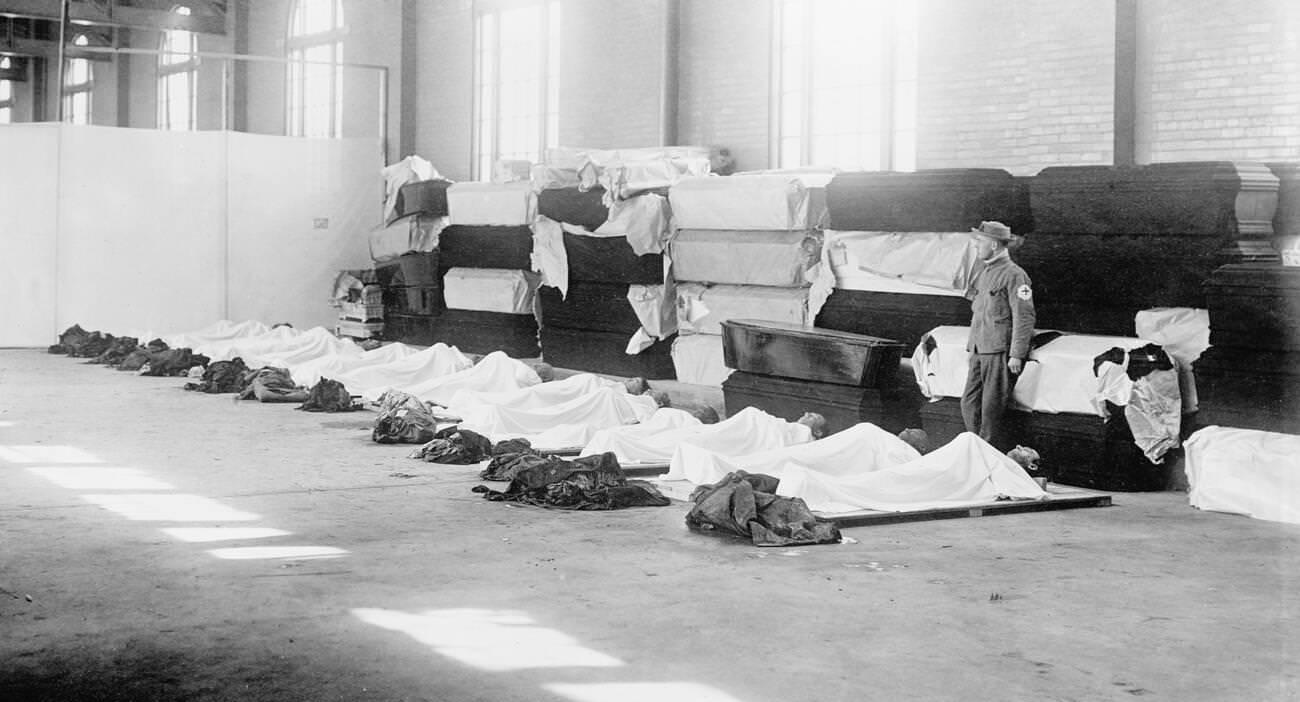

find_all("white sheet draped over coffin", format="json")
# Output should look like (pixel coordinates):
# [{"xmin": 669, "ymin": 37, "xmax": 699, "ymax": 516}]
[
  {"xmin": 1185, "ymin": 426, "xmax": 1300, "ymax": 526},
  {"xmin": 542, "ymin": 146, "xmax": 712, "ymax": 198},
  {"xmin": 669, "ymin": 229, "xmax": 822, "ymax": 287},
  {"xmin": 442, "ymin": 267, "xmax": 539, "ymax": 314},
  {"xmin": 593, "ymin": 192, "xmax": 673, "ymax": 255},
  {"xmin": 458, "ymin": 386, "xmax": 660, "ymax": 449},
  {"xmin": 670, "ymin": 334, "xmax": 732, "ymax": 386},
  {"xmin": 446, "ymin": 181, "xmax": 537, "ymax": 226},
  {"xmin": 675, "ymin": 283, "xmax": 814, "ymax": 336},
  {"xmin": 911, "ymin": 326, "xmax": 1160, "ymax": 416},
  {"xmin": 776, "ymin": 431, "xmax": 1048, "ymax": 514},
  {"xmin": 583, "ymin": 405, "xmax": 814, "ymax": 470},
  {"xmin": 399, "ymin": 351, "xmax": 542, "ymax": 407},
  {"xmin": 369, "ymin": 214, "xmax": 446, "ymax": 263},
  {"xmin": 160, "ymin": 319, "xmax": 272, "ymax": 351},
  {"xmin": 329, "ymin": 344, "xmax": 475, "ymax": 401},
  {"xmin": 1135, "ymin": 307, "xmax": 1210, "ymax": 413},
  {"xmin": 817, "ymin": 230, "xmax": 974, "ymax": 296},
  {"xmin": 668, "ymin": 172, "xmax": 832, "ymax": 231}
]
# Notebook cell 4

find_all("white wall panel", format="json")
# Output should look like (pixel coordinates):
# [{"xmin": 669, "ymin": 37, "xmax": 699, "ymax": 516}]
[
  {"xmin": 0, "ymin": 125, "xmax": 60, "ymax": 346},
  {"xmin": 225, "ymin": 133, "xmax": 379, "ymax": 331}
]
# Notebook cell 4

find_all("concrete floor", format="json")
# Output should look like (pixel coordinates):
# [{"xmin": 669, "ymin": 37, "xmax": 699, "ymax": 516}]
[{"xmin": 1, "ymin": 348, "xmax": 1297, "ymax": 702}]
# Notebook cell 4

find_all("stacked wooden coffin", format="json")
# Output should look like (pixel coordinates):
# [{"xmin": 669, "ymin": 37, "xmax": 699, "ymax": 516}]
[
  {"xmin": 913, "ymin": 327, "xmax": 1182, "ymax": 491},
  {"xmin": 534, "ymin": 185, "xmax": 677, "ymax": 378},
  {"xmin": 814, "ymin": 169, "xmax": 1030, "ymax": 350},
  {"xmin": 429, "ymin": 182, "xmax": 541, "ymax": 357},
  {"xmin": 372, "ymin": 179, "xmax": 452, "ymax": 345},
  {"xmin": 667, "ymin": 173, "xmax": 831, "ymax": 385},
  {"xmin": 720, "ymin": 320, "xmax": 913, "ymax": 435}
]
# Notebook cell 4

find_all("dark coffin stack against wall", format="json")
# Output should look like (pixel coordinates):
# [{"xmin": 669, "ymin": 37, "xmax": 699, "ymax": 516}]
[
  {"xmin": 825, "ymin": 169, "xmax": 1032, "ymax": 233},
  {"xmin": 394, "ymin": 179, "xmax": 453, "ymax": 219},
  {"xmin": 380, "ymin": 255, "xmax": 442, "ymax": 345},
  {"xmin": 723, "ymin": 371, "xmax": 920, "ymax": 436},
  {"xmin": 539, "ymin": 328, "xmax": 677, "ymax": 380},
  {"xmin": 430, "ymin": 309, "xmax": 540, "ymax": 358},
  {"xmin": 538, "ymin": 187, "xmax": 610, "ymax": 231},
  {"xmin": 437, "ymin": 226, "xmax": 534, "ymax": 270},
  {"xmin": 564, "ymin": 233, "xmax": 663, "ymax": 284},
  {"xmin": 919, "ymin": 398, "xmax": 1169, "ymax": 492},
  {"xmin": 814, "ymin": 290, "xmax": 970, "ymax": 352},
  {"xmin": 537, "ymin": 283, "xmax": 643, "ymax": 334},
  {"xmin": 1021, "ymin": 162, "xmax": 1280, "ymax": 336},
  {"xmin": 1196, "ymin": 263, "xmax": 1300, "ymax": 434},
  {"xmin": 720, "ymin": 319, "xmax": 904, "ymax": 387}
]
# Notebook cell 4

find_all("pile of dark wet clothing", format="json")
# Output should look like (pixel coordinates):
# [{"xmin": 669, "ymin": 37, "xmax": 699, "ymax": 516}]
[
  {"xmin": 408, "ymin": 426, "xmax": 494, "ymax": 464},
  {"xmin": 236, "ymin": 366, "xmax": 310, "ymax": 403},
  {"xmin": 685, "ymin": 471, "xmax": 842, "ymax": 547},
  {"xmin": 47, "ymin": 324, "xmax": 113, "ymax": 358},
  {"xmin": 297, "ymin": 378, "xmax": 358, "ymax": 412},
  {"xmin": 472, "ymin": 451, "xmax": 670, "ymax": 510},
  {"xmin": 372, "ymin": 390, "xmax": 441, "ymax": 443},
  {"xmin": 48, "ymin": 325, "xmax": 206, "ymax": 375},
  {"xmin": 185, "ymin": 358, "xmax": 250, "ymax": 394}
]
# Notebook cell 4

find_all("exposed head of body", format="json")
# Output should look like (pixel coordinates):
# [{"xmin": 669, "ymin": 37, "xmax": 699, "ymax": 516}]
[
  {"xmin": 897, "ymin": 427, "xmax": 931, "ymax": 455},
  {"xmin": 646, "ymin": 390, "xmax": 672, "ymax": 408},
  {"xmin": 530, "ymin": 362, "xmax": 556, "ymax": 382},
  {"xmin": 1006, "ymin": 445, "xmax": 1042, "ymax": 473},
  {"xmin": 688, "ymin": 405, "xmax": 721, "ymax": 424},
  {"xmin": 795, "ymin": 411, "xmax": 828, "ymax": 439},
  {"xmin": 622, "ymin": 376, "xmax": 650, "ymax": 395}
]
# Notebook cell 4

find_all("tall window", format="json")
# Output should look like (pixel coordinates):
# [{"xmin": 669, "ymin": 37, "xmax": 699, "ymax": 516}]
[
  {"xmin": 286, "ymin": 0, "xmax": 344, "ymax": 138},
  {"xmin": 63, "ymin": 34, "xmax": 93, "ymax": 124},
  {"xmin": 473, "ymin": 1, "xmax": 561, "ymax": 180},
  {"xmin": 0, "ymin": 58, "xmax": 13, "ymax": 124},
  {"xmin": 774, "ymin": 0, "xmax": 918, "ymax": 171},
  {"xmin": 158, "ymin": 6, "xmax": 199, "ymax": 131}
]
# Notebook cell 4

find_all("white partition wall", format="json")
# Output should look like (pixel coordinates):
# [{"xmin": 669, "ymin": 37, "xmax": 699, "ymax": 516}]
[
  {"xmin": 57, "ymin": 127, "xmax": 229, "ymax": 337},
  {"xmin": 0, "ymin": 124, "xmax": 381, "ymax": 347},
  {"xmin": 0, "ymin": 125, "xmax": 59, "ymax": 347},
  {"xmin": 226, "ymin": 133, "xmax": 377, "ymax": 331}
]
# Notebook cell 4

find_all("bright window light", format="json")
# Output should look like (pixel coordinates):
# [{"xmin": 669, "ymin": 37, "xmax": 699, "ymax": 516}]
[
  {"xmin": 158, "ymin": 7, "xmax": 199, "ymax": 132},
  {"xmin": 545, "ymin": 682, "xmax": 749, "ymax": 702},
  {"xmin": 63, "ymin": 34, "xmax": 93, "ymax": 124},
  {"xmin": 207, "ymin": 546, "xmax": 347, "ymax": 560},
  {"xmin": 161, "ymin": 527, "xmax": 293, "ymax": 543},
  {"xmin": 27, "ymin": 467, "xmax": 175, "ymax": 490},
  {"xmin": 352, "ymin": 608, "xmax": 624, "ymax": 672},
  {"xmin": 0, "ymin": 445, "xmax": 103, "ymax": 464},
  {"xmin": 81, "ymin": 494, "xmax": 260, "ymax": 522},
  {"xmin": 286, "ymin": 0, "xmax": 344, "ymax": 138}
]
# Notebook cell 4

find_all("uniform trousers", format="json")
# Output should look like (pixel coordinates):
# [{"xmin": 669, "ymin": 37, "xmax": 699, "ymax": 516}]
[{"xmin": 961, "ymin": 351, "xmax": 1013, "ymax": 448}]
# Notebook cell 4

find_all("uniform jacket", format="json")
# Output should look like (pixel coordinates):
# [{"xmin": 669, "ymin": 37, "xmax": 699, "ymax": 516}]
[{"xmin": 966, "ymin": 253, "xmax": 1036, "ymax": 358}]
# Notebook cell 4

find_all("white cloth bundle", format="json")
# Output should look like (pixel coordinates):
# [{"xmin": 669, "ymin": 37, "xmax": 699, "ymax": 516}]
[
  {"xmin": 670, "ymin": 333, "xmax": 732, "ymax": 386},
  {"xmin": 669, "ymin": 172, "xmax": 832, "ymax": 230},
  {"xmin": 442, "ymin": 267, "xmax": 539, "ymax": 315},
  {"xmin": 670, "ymin": 229, "xmax": 823, "ymax": 287},
  {"xmin": 594, "ymin": 192, "xmax": 672, "ymax": 255},
  {"xmin": 820, "ymin": 230, "xmax": 977, "ymax": 295},
  {"xmin": 381, "ymin": 155, "xmax": 437, "ymax": 224},
  {"xmin": 675, "ymin": 283, "xmax": 813, "ymax": 336},
  {"xmin": 1135, "ymin": 307, "xmax": 1210, "ymax": 413},
  {"xmin": 447, "ymin": 181, "xmax": 537, "ymax": 226},
  {"xmin": 1185, "ymin": 425, "xmax": 1300, "ymax": 525}
]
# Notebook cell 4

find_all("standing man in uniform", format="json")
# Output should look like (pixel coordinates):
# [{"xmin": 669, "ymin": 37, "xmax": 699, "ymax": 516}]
[{"xmin": 961, "ymin": 220, "xmax": 1035, "ymax": 447}]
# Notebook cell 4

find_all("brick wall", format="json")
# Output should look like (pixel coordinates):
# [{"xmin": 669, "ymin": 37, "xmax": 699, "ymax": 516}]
[
  {"xmin": 919, "ymin": 0, "xmax": 1115, "ymax": 175},
  {"xmin": 675, "ymin": 0, "xmax": 773, "ymax": 172},
  {"xmin": 1138, "ymin": 0, "xmax": 1300, "ymax": 163}
]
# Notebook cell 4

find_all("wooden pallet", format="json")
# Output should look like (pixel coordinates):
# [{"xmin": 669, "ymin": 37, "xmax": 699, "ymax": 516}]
[{"xmin": 823, "ymin": 484, "xmax": 1112, "ymax": 528}]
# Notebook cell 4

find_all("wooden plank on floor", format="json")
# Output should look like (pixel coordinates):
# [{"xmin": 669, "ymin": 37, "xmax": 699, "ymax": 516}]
[{"xmin": 823, "ymin": 485, "xmax": 1112, "ymax": 528}]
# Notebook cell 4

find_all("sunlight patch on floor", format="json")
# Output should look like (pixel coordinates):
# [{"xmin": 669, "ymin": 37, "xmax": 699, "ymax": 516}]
[
  {"xmin": 161, "ymin": 527, "xmax": 293, "ymax": 542},
  {"xmin": 352, "ymin": 608, "xmax": 625, "ymax": 671},
  {"xmin": 544, "ymin": 682, "xmax": 749, "ymax": 702},
  {"xmin": 0, "ymin": 445, "xmax": 103, "ymax": 464},
  {"xmin": 28, "ymin": 466, "xmax": 175, "ymax": 490},
  {"xmin": 81, "ymin": 493, "xmax": 260, "ymax": 521},
  {"xmin": 207, "ymin": 546, "xmax": 348, "ymax": 560}
]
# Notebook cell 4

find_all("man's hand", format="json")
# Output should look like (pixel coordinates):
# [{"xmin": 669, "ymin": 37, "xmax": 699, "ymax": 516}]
[{"xmin": 1007, "ymin": 357, "xmax": 1023, "ymax": 374}]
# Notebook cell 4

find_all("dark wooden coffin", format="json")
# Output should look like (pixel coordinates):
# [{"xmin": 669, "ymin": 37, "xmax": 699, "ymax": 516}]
[
  {"xmin": 919, "ymin": 397, "xmax": 1170, "ymax": 492},
  {"xmin": 1194, "ymin": 348, "xmax": 1300, "ymax": 435},
  {"xmin": 720, "ymin": 319, "xmax": 904, "ymax": 388},
  {"xmin": 438, "ymin": 225, "xmax": 533, "ymax": 270},
  {"xmin": 825, "ymin": 169, "xmax": 1031, "ymax": 233},
  {"xmin": 394, "ymin": 285, "xmax": 444, "ymax": 316},
  {"xmin": 430, "ymin": 309, "xmax": 540, "ymax": 358},
  {"xmin": 722, "ymin": 371, "xmax": 923, "ymax": 436},
  {"xmin": 539, "ymin": 327, "xmax": 677, "ymax": 379},
  {"xmin": 1269, "ymin": 163, "xmax": 1300, "ymax": 239},
  {"xmin": 1204, "ymin": 263, "xmax": 1300, "ymax": 352},
  {"xmin": 564, "ymin": 233, "xmax": 664, "ymax": 284},
  {"xmin": 538, "ymin": 186, "xmax": 609, "ymax": 231},
  {"xmin": 394, "ymin": 179, "xmax": 452, "ymax": 219},
  {"xmin": 1029, "ymin": 162, "xmax": 1278, "ymax": 243},
  {"xmin": 383, "ymin": 313, "xmax": 438, "ymax": 346},
  {"xmin": 813, "ymin": 289, "xmax": 970, "ymax": 352},
  {"xmin": 537, "ymin": 283, "xmax": 641, "ymax": 334},
  {"xmin": 392, "ymin": 252, "xmax": 440, "ymax": 286}
]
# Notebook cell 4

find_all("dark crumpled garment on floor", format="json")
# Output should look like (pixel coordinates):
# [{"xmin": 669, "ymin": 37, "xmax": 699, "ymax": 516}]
[
  {"xmin": 297, "ymin": 378, "xmax": 358, "ymax": 412},
  {"xmin": 478, "ymin": 438, "xmax": 541, "ymax": 480},
  {"xmin": 685, "ymin": 471, "xmax": 841, "ymax": 547},
  {"xmin": 372, "ymin": 390, "xmax": 440, "ymax": 443},
  {"xmin": 409, "ymin": 426, "xmax": 494, "ymax": 464},
  {"xmin": 185, "ymin": 358, "xmax": 250, "ymax": 393},
  {"xmin": 141, "ymin": 348, "xmax": 209, "ymax": 376},
  {"xmin": 90, "ymin": 336, "xmax": 139, "ymax": 365},
  {"xmin": 68, "ymin": 331, "xmax": 115, "ymax": 358},
  {"xmin": 472, "ymin": 452, "xmax": 670, "ymax": 510},
  {"xmin": 48, "ymin": 324, "xmax": 93, "ymax": 355},
  {"xmin": 236, "ymin": 366, "xmax": 309, "ymax": 403},
  {"xmin": 115, "ymin": 339, "xmax": 170, "ymax": 371}
]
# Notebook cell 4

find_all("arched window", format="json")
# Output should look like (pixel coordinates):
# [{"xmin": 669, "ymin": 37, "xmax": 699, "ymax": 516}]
[
  {"xmin": 63, "ymin": 34, "xmax": 93, "ymax": 124},
  {"xmin": 473, "ymin": 0, "xmax": 561, "ymax": 180},
  {"xmin": 774, "ymin": 0, "xmax": 918, "ymax": 171},
  {"xmin": 159, "ymin": 6, "xmax": 199, "ymax": 131},
  {"xmin": 286, "ymin": 0, "xmax": 344, "ymax": 138},
  {"xmin": 0, "ymin": 57, "xmax": 14, "ymax": 124}
]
